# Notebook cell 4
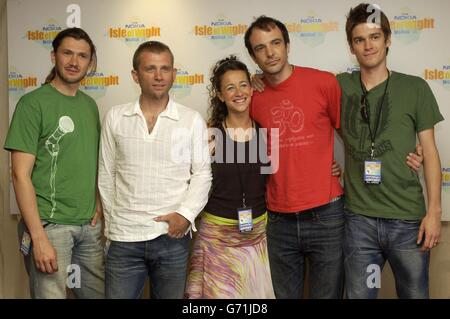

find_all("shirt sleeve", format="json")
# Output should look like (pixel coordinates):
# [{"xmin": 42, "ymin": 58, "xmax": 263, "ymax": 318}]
[
  {"xmin": 415, "ymin": 78, "xmax": 444, "ymax": 132},
  {"xmin": 176, "ymin": 112, "xmax": 212, "ymax": 232},
  {"xmin": 98, "ymin": 108, "xmax": 117, "ymax": 237},
  {"xmin": 4, "ymin": 96, "xmax": 41, "ymax": 155},
  {"xmin": 324, "ymin": 73, "xmax": 342, "ymax": 130}
]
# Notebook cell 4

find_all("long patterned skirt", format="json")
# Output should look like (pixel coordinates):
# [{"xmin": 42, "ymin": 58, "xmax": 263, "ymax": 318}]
[{"xmin": 185, "ymin": 212, "xmax": 275, "ymax": 299}]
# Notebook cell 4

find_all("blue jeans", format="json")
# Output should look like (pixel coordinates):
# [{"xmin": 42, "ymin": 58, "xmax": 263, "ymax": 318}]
[
  {"xmin": 105, "ymin": 234, "xmax": 189, "ymax": 299},
  {"xmin": 344, "ymin": 209, "xmax": 430, "ymax": 299},
  {"xmin": 267, "ymin": 198, "xmax": 345, "ymax": 299},
  {"xmin": 18, "ymin": 219, "xmax": 105, "ymax": 299}
]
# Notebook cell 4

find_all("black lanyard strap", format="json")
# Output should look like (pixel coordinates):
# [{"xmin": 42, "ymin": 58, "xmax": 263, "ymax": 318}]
[
  {"xmin": 359, "ymin": 70, "xmax": 390, "ymax": 158},
  {"xmin": 224, "ymin": 120, "xmax": 255, "ymax": 208}
]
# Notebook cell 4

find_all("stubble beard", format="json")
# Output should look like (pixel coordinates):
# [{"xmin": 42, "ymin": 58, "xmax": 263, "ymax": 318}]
[{"xmin": 55, "ymin": 66, "xmax": 87, "ymax": 85}]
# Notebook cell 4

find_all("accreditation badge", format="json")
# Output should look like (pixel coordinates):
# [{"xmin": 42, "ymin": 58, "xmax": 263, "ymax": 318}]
[
  {"xmin": 20, "ymin": 230, "xmax": 32, "ymax": 256},
  {"xmin": 238, "ymin": 207, "xmax": 253, "ymax": 232},
  {"xmin": 364, "ymin": 160, "xmax": 382, "ymax": 184}
]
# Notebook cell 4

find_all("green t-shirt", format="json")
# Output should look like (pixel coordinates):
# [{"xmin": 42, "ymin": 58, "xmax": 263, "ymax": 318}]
[
  {"xmin": 337, "ymin": 71, "xmax": 444, "ymax": 220},
  {"xmin": 4, "ymin": 84, "xmax": 100, "ymax": 225}
]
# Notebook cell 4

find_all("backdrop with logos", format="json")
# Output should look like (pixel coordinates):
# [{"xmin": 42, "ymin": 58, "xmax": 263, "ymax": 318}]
[{"xmin": 7, "ymin": 0, "xmax": 450, "ymax": 219}]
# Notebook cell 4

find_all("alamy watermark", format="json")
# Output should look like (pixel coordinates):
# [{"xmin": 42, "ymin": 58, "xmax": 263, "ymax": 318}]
[
  {"xmin": 366, "ymin": 264, "xmax": 381, "ymax": 289},
  {"xmin": 170, "ymin": 127, "xmax": 280, "ymax": 174},
  {"xmin": 66, "ymin": 264, "xmax": 81, "ymax": 289},
  {"xmin": 367, "ymin": 4, "xmax": 382, "ymax": 27}
]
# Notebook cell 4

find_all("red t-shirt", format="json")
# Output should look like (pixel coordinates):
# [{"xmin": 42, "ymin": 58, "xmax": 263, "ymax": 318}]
[{"xmin": 251, "ymin": 66, "xmax": 343, "ymax": 212}]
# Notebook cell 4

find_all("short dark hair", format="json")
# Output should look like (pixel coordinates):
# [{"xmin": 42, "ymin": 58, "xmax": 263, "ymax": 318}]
[
  {"xmin": 45, "ymin": 27, "xmax": 97, "ymax": 84},
  {"xmin": 345, "ymin": 3, "xmax": 391, "ymax": 54},
  {"xmin": 208, "ymin": 55, "xmax": 251, "ymax": 128},
  {"xmin": 244, "ymin": 15, "xmax": 290, "ymax": 57},
  {"xmin": 132, "ymin": 41, "xmax": 174, "ymax": 70}
]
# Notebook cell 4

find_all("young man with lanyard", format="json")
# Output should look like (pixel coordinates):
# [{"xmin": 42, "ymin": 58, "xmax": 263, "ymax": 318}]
[
  {"xmin": 247, "ymin": 15, "xmax": 425, "ymax": 299},
  {"xmin": 337, "ymin": 3, "xmax": 443, "ymax": 298}
]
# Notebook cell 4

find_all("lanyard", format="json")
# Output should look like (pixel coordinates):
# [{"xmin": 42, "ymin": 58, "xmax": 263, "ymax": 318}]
[
  {"xmin": 224, "ymin": 120, "xmax": 254, "ymax": 208},
  {"xmin": 359, "ymin": 70, "xmax": 390, "ymax": 159}
]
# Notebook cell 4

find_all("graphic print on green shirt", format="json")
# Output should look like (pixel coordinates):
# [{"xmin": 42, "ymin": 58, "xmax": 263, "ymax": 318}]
[
  {"xmin": 45, "ymin": 115, "xmax": 75, "ymax": 218},
  {"xmin": 4, "ymin": 84, "xmax": 100, "ymax": 225},
  {"xmin": 337, "ymin": 71, "xmax": 444, "ymax": 220},
  {"xmin": 342, "ymin": 87, "xmax": 393, "ymax": 162}
]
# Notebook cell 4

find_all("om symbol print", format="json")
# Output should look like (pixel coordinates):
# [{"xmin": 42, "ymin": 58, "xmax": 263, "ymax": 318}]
[{"xmin": 271, "ymin": 99, "xmax": 304, "ymax": 137}]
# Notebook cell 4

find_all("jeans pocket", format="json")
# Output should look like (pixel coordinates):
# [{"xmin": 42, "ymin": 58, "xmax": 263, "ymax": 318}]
[
  {"xmin": 393, "ymin": 219, "xmax": 421, "ymax": 231},
  {"xmin": 166, "ymin": 234, "xmax": 189, "ymax": 248},
  {"xmin": 317, "ymin": 215, "xmax": 345, "ymax": 228},
  {"xmin": 344, "ymin": 209, "xmax": 363, "ymax": 223},
  {"xmin": 315, "ymin": 200, "xmax": 345, "ymax": 227},
  {"xmin": 267, "ymin": 212, "xmax": 281, "ymax": 223},
  {"xmin": 42, "ymin": 222, "xmax": 59, "ymax": 231},
  {"xmin": 400, "ymin": 219, "xmax": 421, "ymax": 224},
  {"xmin": 89, "ymin": 219, "xmax": 103, "ymax": 234}
]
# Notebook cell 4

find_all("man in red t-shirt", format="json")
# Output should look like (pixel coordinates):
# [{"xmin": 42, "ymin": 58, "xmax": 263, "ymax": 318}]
[{"xmin": 244, "ymin": 16, "xmax": 344, "ymax": 299}]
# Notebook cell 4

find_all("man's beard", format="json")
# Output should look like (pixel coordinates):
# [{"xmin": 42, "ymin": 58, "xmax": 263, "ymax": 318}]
[{"xmin": 55, "ymin": 66, "xmax": 87, "ymax": 84}]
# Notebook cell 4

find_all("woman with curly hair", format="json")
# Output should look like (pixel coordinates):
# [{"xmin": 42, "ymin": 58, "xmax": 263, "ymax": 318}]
[{"xmin": 185, "ymin": 56, "xmax": 275, "ymax": 299}]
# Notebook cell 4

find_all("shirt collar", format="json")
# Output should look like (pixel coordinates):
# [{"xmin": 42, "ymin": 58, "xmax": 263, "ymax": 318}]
[
  {"xmin": 123, "ymin": 97, "xmax": 179, "ymax": 121},
  {"xmin": 160, "ymin": 98, "xmax": 179, "ymax": 121}
]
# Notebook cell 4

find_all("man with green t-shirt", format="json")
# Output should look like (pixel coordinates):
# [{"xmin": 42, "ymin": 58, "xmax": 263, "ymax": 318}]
[
  {"xmin": 337, "ymin": 4, "xmax": 443, "ymax": 299},
  {"xmin": 4, "ymin": 28, "xmax": 104, "ymax": 299}
]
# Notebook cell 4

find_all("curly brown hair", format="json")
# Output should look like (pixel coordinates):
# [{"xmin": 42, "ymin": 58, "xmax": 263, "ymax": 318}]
[{"xmin": 208, "ymin": 55, "xmax": 251, "ymax": 128}]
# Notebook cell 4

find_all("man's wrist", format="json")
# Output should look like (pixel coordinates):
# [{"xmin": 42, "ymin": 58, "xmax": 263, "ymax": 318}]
[{"xmin": 426, "ymin": 207, "xmax": 442, "ymax": 218}]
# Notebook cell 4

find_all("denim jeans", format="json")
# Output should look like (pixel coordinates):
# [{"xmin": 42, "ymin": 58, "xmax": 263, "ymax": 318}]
[
  {"xmin": 18, "ymin": 219, "xmax": 105, "ymax": 299},
  {"xmin": 266, "ymin": 198, "xmax": 345, "ymax": 299},
  {"xmin": 344, "ymin": 209, "xmax": 430, "ymax": 299},
  {"xmin": 105, "ymin": 234, "xmax": 189, "ymax": 299}
]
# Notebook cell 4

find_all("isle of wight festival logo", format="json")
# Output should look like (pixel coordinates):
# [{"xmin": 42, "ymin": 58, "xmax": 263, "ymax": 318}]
[
  {"xmin": 108, "ymin": 20, "xmax": 161, "ymax": 47},
  {"xmin": 390, "ymin": 8, "xmax": 435, "ymax": 44},
  {"xmin": 286, "ymin": 13, "xmax": 338, "ymax": 47},
  {"xmin": 443, "ymin": 167, "xmax": 450, "ymax": 192},
  {"xmin": 80, "ymin": 72, "xmax": 120, "ymax": 99},
  {"xmin": 26, "ymin": 20, "xmax": 63, "ymax": 50},
  {"xmin": 8, "ymin": 69, "xmax": 38, "ymax": 100},
  {"xmin": 171, "ymin": 67, "xmax": 204, "ymax": 99},
  {"xmin": 424, "ymin": 64, "xmax": 450, "ymax": 91},
  {"xmin": 194, "ymin": 17, "xmax": 247, "ymax": 49}
]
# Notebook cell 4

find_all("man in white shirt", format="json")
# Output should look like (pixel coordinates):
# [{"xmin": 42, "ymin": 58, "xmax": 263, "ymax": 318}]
[{"xmin": 98, "ymin": 41, "xmax": 212, "ymax": 299}]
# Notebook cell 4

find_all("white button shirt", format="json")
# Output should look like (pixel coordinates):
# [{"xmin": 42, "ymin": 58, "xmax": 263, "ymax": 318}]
[{"xmin": 98, "ymin": 98, "xmax": 212, "ymax": 242}]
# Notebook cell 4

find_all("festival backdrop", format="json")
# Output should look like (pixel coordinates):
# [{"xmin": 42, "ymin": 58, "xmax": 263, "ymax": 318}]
[{"xmin": 7, "ymin": 0, "xmax": 450, "ymax": 220}]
